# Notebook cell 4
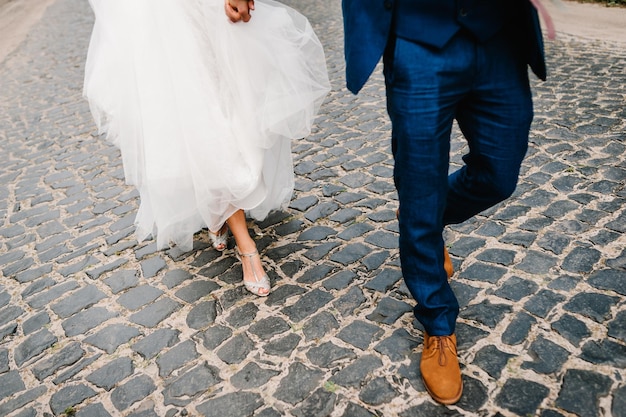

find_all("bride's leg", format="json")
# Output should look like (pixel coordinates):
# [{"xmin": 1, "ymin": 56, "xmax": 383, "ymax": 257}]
[{"xmin": 226, "ymin": 209, "xmax": 270, "ymax": 296}]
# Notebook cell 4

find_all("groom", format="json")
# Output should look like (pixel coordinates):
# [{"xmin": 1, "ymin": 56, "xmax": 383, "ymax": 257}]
[{"xmin": 342, "ymin": 0, "xmax": 546, "ymax": 405}]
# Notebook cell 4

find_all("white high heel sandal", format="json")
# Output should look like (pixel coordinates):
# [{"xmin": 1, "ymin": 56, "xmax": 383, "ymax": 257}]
[
  {"xmin": 208, "ymin": 224, "xmax": 229, "ymax": 251},
  {"xmin": 235, "ymin": 246, "xmax": 271, "ymax": 297}
]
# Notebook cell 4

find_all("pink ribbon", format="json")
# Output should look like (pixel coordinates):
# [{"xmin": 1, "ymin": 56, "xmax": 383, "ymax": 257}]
[{"xmin": 529, "ymin": 0, "xmax": 557, "ymax": 40}]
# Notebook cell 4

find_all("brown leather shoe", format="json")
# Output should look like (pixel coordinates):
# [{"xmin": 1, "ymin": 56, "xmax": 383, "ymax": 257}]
[
  {"xmin": 443, "ymin": 247, "xmax": 454, "ymax": 279},
  {"xmin": 420, "ymin": 333, "xmax": 463, "ymax": 405}
]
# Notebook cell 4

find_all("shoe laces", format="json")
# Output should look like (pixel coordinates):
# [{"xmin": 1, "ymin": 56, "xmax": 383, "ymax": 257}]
[{"xmin": 428, "ymin": 335, "xmax": 454, "ymax": 367}]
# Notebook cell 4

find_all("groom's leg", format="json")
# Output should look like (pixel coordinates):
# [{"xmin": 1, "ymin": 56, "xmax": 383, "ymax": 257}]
[{"xmin": 444, "ymin": 31, "xmax": 533, "ymax": 226}]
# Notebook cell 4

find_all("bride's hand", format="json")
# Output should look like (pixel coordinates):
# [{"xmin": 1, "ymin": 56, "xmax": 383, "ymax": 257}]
[{"xmin": 225, "ymin": 0, "xmax": 255, "ymax": 23}]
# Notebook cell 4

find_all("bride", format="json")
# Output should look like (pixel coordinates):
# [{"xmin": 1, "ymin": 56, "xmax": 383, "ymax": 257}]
[{"xmin": 83, "ymin": 0, "xmax": 330, "ymax": 296}]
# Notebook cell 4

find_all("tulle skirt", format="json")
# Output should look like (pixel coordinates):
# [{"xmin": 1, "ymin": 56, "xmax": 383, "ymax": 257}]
[{"xmin": 84, "ymin": 0, "xmax": 329, "ymax": 251}]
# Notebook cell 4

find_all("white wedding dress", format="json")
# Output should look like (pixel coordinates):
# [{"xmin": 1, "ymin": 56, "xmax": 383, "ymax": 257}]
[{"xmin": 84, "ymin": 0, "xmax": 330, "ymax": 251}]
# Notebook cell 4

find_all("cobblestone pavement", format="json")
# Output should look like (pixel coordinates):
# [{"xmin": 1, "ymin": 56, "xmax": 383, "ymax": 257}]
[{"xmin": 1, "ymin": 0, "xmax": 625, "ymax": 416}]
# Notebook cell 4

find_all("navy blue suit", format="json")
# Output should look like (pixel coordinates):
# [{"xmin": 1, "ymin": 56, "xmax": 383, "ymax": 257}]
[{"xmin": 342, "ymin": 0, "xmax": 546, "ymax": 335}]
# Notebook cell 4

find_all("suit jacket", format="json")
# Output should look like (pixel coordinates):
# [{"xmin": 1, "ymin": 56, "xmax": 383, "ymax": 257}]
[{"xmin": 342, "ymin": 0, "xmax": 546, "ymax": 94}]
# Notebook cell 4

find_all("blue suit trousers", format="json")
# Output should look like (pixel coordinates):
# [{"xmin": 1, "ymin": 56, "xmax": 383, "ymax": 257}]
[{"xmin": 384, "ymin": 30, "xmax": 533, "ymax": 335}]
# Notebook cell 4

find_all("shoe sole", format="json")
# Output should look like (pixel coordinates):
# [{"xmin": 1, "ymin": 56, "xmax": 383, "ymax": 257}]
[{"xmin": 423, "ymin": 378, "xmax": 463, "ymax": 405}]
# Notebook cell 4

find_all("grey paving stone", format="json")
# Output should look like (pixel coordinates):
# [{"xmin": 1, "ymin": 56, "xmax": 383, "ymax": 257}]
[
  {"xmin": 329, "ymin": 208, "xmax": 363, "ymax": 223},
  {"xmin": 297, "ymin": 226, "xmax": 337, "ymax": 241},
  {"xmin": 275, "ymin": 219, "xmax": 305, "ymax": 236},
  {"xmin": 333, "ymin": 286, "xmax": 367, "ymax": 317},
  {"xmin": 87, "ymin": 357, "xmax": 134, "ymax": 391},
  {"xmin": 608, "ymin": 310, "xmax": 626, "ymax": 343},
  {"xmin": 140, "ymin": 256, "xmax": 167, "ymax": 278},
  {"xmin": 374, "ymin": 328, "xmax": 419, "ymax": 362},
  {"xmin": 337, "ymin": 222, "xmax": 374, "ymax": 240},
  {"xmin": 563, "ymin": 292, "xmax": 619, "ymax": 323},
  {"xmin": 524, "ymin": 289, "xmax": 566, "ymax": 318},
  {"xmin": 551, "ymin": 314, "xmax": 591, "ymax": 346},
  {"xmin": 224, "ymin": 303, "xmax": 258, "ymax": 328},
  {"xmin": 248, "ymin": 316, "xmax": 291, "ymax": 340},
  {"xmin": 264, "ymin": 333, "xmax": 303, "ymax": 357},
  {"xmin": 14, "ymin": 328, "xmax": 58, "ymax": 367},
  {"xmin": 275, "ymin": 362, "xmax": 324, "ymax": 405},
  {"xmin": 612, "ymin": 384, "xmax": 626, "ymax": 417},
  {"xmin": 303, "ymin": 242, "xmax": 341, "ymax": 262},
  {"xmin": 521, "ymin": 336, "xmax": 569, "ymax": 374},
  {"xmin": 364, "ymin": 269, "xmax": 402, "ymax": 293},
  {"xmin": 156, "ymin": 340, "xmax": 199, "ymax": 377},
  {"xmin": 111, "ymin": 375, "xmax": 156, "ymax": 412},
  {"xmin": 476, "ymin": 248, "xmax": 516, "ymax": 266},
  {"xmin": 132, "ymin": 328, "xmax": 180, "ymax": 360},
  {"xmin": 161, "ymin": 269, "xmax": 193, "ymax": 289},
  {"xmin": 292, "ymin": 388, "xmax": 336, "ymax": 417},
  {"xmin": 0, "ymin": 386, "xmax": 47, "ymax": 417},
  {"xmin": 13, "ymin": 408, "xmax": 37, "ymax": 417},
  {"xmin": 367, "ymin": 297, "xmax": 412, "ymax": 325},
  {"xmin": 230, "ymin": 362, "xmax": 279, "ymax": 389},
  {"xmin": 84, "ymin": 324, "xmax": 141, "ymax": 354},
  {"xmin": 304, "ymin": 202, "xmax": 340, "ymax": 222},
  {"xmin": 197, "ymin": 325, "xmax": 232, "ymax": 350},
  {"xmin": 341, "ymin": 402, "xmax": 376, "ymax": 417},
  {"xmin": 62, "ymin": 307, "xmax": 117, "ymax": 337},
  {"xmin": 561, "ymin": 246, "xmax": 602, "ymax": 273},
  {"xmin": 473, "ymin": 345, "xmax": 515, "ymax": 379},
  {"xmin": 302, "ymin": 311, "xmax": 340, "ymax": 342},
  {"xmin": 58, "ymin": 256, "xmax": 101, "ymax": 277},
  {"xmin": 359, "ymin": 377, "xmax": 397, "ymax": 406},
  {"xmin": 495, "ymin": 378, "xmax": 549, "ymax": 417},
  {"xmin": 134, "ymin": 242, "xmax": 158, "ymax": 260},
  {"xmin": 540, "ymin": 410, "xmax": 566, "ymax": 417},
  {"xmin": 49, "ymin": 384, "xmax": 97, "ymax": 416},
  {"xmin": 323, "ymin": 270, "xmax": 357, "ymax": 291},
  {"xmin": 50, "ymin": 284, "xmax": 106, "ymax": 318},
  {"xmin": 297, "ymin": 263, "xmax": 335, "ymax": 284},
  {"xmin": 537, "ymin": 233, "xmax": 571, "ymax": 255},
  {"xmin": 32, "ymin": 341, "xmax": 84, "ymax": 381},
  {"xmin": 0, "ymin": 370, "xmax": 26, "ymax": 401},
  {"xmin": 459, "ymin": 262, "xmax": 506, "ymax": 284},
  {"xmin": 76, "ymin": 403, "xmax": 112, "ymax": 417},
  {"xmin": 329, "ymin": 355, "xmax": 383, "ymax": 388},
  {"xmin": 53, "ymin": 353, "xmax": 104, "ymax": 385},
  {"xmin": 103, "ymin": 269, "xmax": 139, "ymax": 294},
  {"xmin": 216, "ymin": 333, "xmax": 254, "ymax": 364},
  {"xmin": 329, "ymin": 243, "xmax": 371, "ymax": 265},
  {"xmin": 362, "ymin": 250, "xmax": 390, "ymax": 271},
  {"xmin": 587, "ymin": 269, "xmax": 626, "ymax": 296},
  {"xmin": 337, "ymin": 320, "xmax": 384, "ymax": 351},
  {"xmin": 499, "ymin": 230, "xmax": 537, "ymax": 248},
  {"xmin": 555, "ymin": 369, "xmax": 612, "ymax": 417},
  {"xmin": 493, "ymin": 276, "xmax": 539, "ymax": 302},
  {"xmin": 117, "ymin": 284, "xmax": 164, "ymax": 311},
  {"xmin": 14, "ymin": 264, "xmax": 53, "ymax": 284},
  {"xmin": 461, "ymin": 300, "xmax": 512, "ymax": 329},
  {"xmin": 184, "ymin": 300, "xmax": 217, "ymax": 330},
  {"xmin": 162, "ymin": 363, "xmax": 221, "ymax": 406},
  {"xmin": 580, "ymin": 339, "xmax": 626, "ymax": 368},
  {"xmin": 366, "ymin": 209, "xmax": 396, "ymax": 223},
  {"xmin": 0, "ymin": 348, "xmax": 8, "ymax": 373},
  {"xmin": 86, "ymin": 258, "xmax": 128, "ymax": 280},
  {"xmin": 501, "ymin": 311, "xmax": 537, "ymax": 346},
  {"xmin": 364, "ymin": 231, "xmax": 397, "ymax": 249},
  {"xmin": 2, "ymin": 257, "xmax": 35, "ymax": 277},
  {"xmin": 306, "ymin": 341, "xmax": 356, "ymax": 368},
  {"xmin": 131, "ymin": 297, "xmax": 181, "ymax": 328},
  {"xmin": 265, "ymin": 243, "xmax": 307, "ymax": 262},
  {"xmin": 0, "ymin": 305, "xmax": 25, "ymax": 328},
  {"xmin": 281, "ymin": 288, "xmax": 334, "ymax": 322},
  {"xmin": 196, "ymin": 391, "xmax": 262, "ymax": 417},
  {"xmin": 280, "ymin": 259, "xmax": 305, "ymax": 277}
]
